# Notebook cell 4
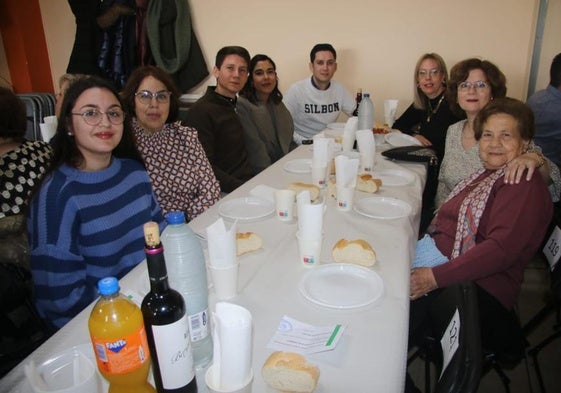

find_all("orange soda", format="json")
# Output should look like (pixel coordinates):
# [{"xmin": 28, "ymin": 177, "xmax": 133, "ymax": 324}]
[{"xmin": 88, "ymin": 277, "xmax": 155, "ymax": 393}]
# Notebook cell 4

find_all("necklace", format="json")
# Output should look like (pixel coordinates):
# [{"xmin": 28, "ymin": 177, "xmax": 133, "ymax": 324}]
[{"xmin": 426, "ymin": 94, "xmax": 445, "ymax": 123}]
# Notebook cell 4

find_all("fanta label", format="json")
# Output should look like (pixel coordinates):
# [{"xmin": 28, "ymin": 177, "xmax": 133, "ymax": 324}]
[{"xmin": 91, "ymin": 326, "xmax": 150, "ymax": 375}]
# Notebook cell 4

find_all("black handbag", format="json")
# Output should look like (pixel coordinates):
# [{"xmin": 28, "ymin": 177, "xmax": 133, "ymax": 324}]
[{"xmin": 381, "ymin": 146, "xmax": 439, "ymax": 166}]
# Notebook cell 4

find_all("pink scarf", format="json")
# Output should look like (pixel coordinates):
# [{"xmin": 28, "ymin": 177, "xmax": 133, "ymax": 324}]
[{"xmin": 443, "ymin": 167, "xmax": 505, "ymax": 258}]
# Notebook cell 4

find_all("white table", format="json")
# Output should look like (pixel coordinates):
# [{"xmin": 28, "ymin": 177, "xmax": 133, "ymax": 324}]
[{"xmin": 1, "ymin": 144, "xmax": 426, "ymax": 393}]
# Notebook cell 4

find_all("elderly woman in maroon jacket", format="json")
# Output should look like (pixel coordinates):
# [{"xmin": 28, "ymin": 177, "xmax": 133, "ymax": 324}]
[{"xmin": 406, "ymin": 98, "xmax": 553, "ymax": 391}]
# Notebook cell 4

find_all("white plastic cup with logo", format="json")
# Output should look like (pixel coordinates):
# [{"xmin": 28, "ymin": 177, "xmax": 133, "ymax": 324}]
[
  {"xmin": 209, "ymin": 262, "xmax": 239, "ymax": 300},
  {"xmin": 311, "ymin": 164, "xmax": 328, "ymax": 189},
  {"xmin": 336, "ymin": 186, "xmax": 355, "ymax": 212},
  {"xmin": 360, "ymin": 152, "xmax": 375, "ymax": 173},
  {"xmin": 274, "ymin": 189, "xmax": 296, "ymax": 222},
  {"xmin": 296, "ymin": 231, "xmax": 323, "ymax": 267}
]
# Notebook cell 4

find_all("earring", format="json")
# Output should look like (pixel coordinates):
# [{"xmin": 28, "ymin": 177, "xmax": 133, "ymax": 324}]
[{"xmin": 67, "ymin": 132, "xmax": 73, "ymax": 136}]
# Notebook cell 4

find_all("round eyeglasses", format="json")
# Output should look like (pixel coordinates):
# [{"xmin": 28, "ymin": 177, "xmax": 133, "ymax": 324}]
[
  {"xmin": 418, "ymin": 69, "xmax": 440, "ymax": 78},
  {"xmin": 135, "ymin": 90, "xmax": 172, "ymax": 105},
  {"xmin": 458, "ymin": 80, "xmax": 489, "ymax": 91},
  {"xmin": 71, "ymin": 109, "xmax": 125, "ymax": 126}
]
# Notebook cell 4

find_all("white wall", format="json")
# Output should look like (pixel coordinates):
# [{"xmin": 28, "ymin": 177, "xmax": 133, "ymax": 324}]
[{"xmin": 3, "ymin": 0, "xmax": 558, "ymax": 121}]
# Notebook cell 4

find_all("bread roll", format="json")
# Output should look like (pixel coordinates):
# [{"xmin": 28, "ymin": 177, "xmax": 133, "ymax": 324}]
[
  {"xmin": 262, "ymin": 351, "xmax": 320, "ymax": 393},
  {"xmin": 356, "ymin": 174, "xmax": 382, "ymax": 193},
  {"xmin": 236, "ymin": 232, "xmax": 263, "ymax": 256},
  {"xmin": 288, "ymin": 182, "xmax": 320, "ymax": 202},
  {"xmin": 332, "ymin": 238, "xmax": 376, "ymax": 267}
]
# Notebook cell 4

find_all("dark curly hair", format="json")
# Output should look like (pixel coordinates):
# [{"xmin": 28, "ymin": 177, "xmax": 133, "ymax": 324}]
[
  {"xmin": 240, "ymin": 54, "xmax": 283, "ymax": 105},
  {"xmin": 53, "ymin": 75, "xmax": 143, "ymax": 169},
  {"xmin": 446, "ymin": 58, "xmax": 507, "ymax": 118}
]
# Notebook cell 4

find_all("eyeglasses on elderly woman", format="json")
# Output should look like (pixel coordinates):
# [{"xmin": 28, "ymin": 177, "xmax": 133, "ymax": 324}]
[{"xmin": 135, "ymin": 90, "xmax": 172, "ymax": 105}]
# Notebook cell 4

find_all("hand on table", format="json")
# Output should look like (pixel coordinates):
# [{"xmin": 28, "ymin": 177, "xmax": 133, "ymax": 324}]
[
  {"xmin": 413, "ymin": 134, "xmax": 432, "ymax": 147},
  {"xmin": 410, "ymin": 267, "xmax": 438, "ymax": 300}
]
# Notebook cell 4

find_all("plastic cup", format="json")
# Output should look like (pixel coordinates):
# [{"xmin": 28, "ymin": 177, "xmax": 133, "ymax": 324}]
[
  {"xmin": 296, "ymin": 231, "xmax": 323, "ymax": 267},
  {"xmin": 24, "ymin": 346, "xmax": 101, "ymax": 393},
  {"xmin": 342, "ymin": 130, "xmax": 355, "ymax": 152},
  {"xmin": 311, "ymin": 164, "xmax": 328, "ymax": 189},
  {"xmin": 336, "ymin": 186, "xmax": 355, "ymax": 212},
  {"xmin": 43, "ymin": 115, "xmax": 57, "ymax": 125},
  {"xmin": 39, "ymin": 123, "xmax": 56, "ymax": 143},
  {"xmin": 360, "ymin": 152, "xmax": 374, "ymax": 173},
  {"xmin": 274, "ymin": 189, "xmax": 296, "ymax": 222},
  {"xmin": 209, "ymin": 263, "xmax": 239, "ymax": 300},
  {"xmin": 205, "ymin": 364, "xmax": 253, "ymax": 393},
  {"xmin": 374, "ymin": 134, "xmax": 386, "ymax": 146}
]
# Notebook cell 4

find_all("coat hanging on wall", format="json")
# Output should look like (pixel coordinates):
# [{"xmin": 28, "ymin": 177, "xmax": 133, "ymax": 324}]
[
  {"xmin": 66, "ymin": 0, "xmax": 153, "ymax": 88},
  {"xmin": 67, "ymin": 0, "xmax": 104, "ymax": 76},
  {"xmin": 146, "ymin": 0, "xmax": 209, "ymax": 92}
]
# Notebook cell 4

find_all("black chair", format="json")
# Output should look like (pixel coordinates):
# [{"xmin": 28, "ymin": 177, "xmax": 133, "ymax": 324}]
[
  {"xmin": 407, "ymin": 282, "xmax": 482, "ymax": 393},
  {"xmin": 523, "ymin": 210, "xmax": 561, "ymax": 393}
]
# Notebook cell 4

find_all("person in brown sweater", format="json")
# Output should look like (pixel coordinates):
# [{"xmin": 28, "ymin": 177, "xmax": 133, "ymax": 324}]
[{"xmin": 182, "ymin": 46, "xmax": 255, "ymax": 193}]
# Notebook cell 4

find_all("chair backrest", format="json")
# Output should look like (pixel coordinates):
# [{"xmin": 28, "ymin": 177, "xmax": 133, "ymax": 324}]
[
  {"xmin": 433, "ymin": 282, "xmax": 482, "ymax": 393},
  {"xmin": 541, "ymin": 205, "xmax": 561, "ymax": 301},
  {"xmin": 17, "ymin": 93, "xmax": 56, "ymax": 141}
]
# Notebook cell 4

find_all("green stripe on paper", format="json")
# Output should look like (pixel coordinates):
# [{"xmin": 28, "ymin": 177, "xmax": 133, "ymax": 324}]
[{"xmin": 326, "ymin": 324, "xmax": 341, "ymax": 347}]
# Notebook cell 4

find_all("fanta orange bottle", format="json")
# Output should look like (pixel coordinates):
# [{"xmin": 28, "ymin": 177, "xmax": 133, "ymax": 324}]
[{"xmin": 88, "ymin": 277, "xmax": 155, "ymax": 393}]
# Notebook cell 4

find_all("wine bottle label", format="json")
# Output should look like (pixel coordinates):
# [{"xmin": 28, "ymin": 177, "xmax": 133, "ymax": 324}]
[
  {"xmin": 188, "ymin": 308, "xmax": 210, "ymax": 342},
  {"xmin": 91, "ymin": 326, "xmax": 150, "ymax": 375},
  {"xmin": 152, "ymin": 314, "xmax": 195, "ymax": 389}
]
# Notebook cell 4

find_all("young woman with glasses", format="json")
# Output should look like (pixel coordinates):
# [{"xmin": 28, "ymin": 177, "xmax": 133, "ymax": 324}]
[
  {"xmin": 27, "ymin": 76, "xmax": 164, "ymax": 332},
  {"xmin": 436, "ymin": 58, "xmax": 561, "ymax": 207},
  {"xmin": 121, "ymin": 65, "xmax": 220, "ymax": 219}
]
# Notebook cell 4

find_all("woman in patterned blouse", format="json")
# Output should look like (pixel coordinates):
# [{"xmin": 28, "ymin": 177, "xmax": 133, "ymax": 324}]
[{"xmin": 122, "ymin": 66, "xmax": 221, "ymax": 220}]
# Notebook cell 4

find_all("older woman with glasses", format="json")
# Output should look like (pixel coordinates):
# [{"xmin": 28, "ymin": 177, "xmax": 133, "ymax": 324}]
[
  {"xmin": 406, "ymin": 98, "xmax": 553, "ymax": 392},
  {"xmin": 122, "ymin": 65, "xmax": 220, "ymax": 219},
  {"xmin": 436, "ymin": 58, "xmax": 561, "ymax": 207},
  {"xmin": 27, "ymin": 76, "xmax": 164, "ymax": 331}
]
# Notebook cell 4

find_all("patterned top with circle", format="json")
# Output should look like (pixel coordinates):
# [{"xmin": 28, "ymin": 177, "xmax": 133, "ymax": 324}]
[{"xmin": 1, "ymin": 140, "xmax": 53, "ymax": 219}]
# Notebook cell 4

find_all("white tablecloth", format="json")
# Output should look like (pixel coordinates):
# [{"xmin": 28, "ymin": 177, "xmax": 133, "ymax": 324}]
[{"xmin": 1, "ymin": 144, "xmax": 426, "ymax": 393}]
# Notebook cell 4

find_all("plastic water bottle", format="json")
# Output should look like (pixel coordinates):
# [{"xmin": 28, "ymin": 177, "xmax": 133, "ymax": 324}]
[
  {"xmin": 358, "ymin": 92, "xmax": 374, "ymax": 130},
  {"xmin": 161, "ymin": 211, "xmax": 212, "ymax": 369}
]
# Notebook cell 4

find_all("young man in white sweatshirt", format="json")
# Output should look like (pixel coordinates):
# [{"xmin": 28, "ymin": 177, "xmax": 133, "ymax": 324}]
[{"xmin": 283, "ymin": 43, "xmax": 355, "ymax": 144}]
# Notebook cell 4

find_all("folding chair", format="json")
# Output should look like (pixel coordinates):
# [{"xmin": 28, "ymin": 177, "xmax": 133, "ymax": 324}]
[
  {"xmin": 524, "ymin": 208, "xmax": 561, "ymax": 393},
  {"xmin": 407, "ymin": 282, "xmax": 483, "ymax": 393}
]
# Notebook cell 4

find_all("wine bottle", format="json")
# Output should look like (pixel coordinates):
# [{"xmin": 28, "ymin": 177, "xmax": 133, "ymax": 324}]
[
  {"xmin": 352, "ymin": 88, "xmax": 362, "ymax": 117},
  {"xmin": 141, "ymin": 222, "xmax": 198, "ymax": 393}
]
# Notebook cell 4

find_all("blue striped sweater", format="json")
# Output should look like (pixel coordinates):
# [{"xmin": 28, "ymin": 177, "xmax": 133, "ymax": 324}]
[{"xmin": 28, "ymin": 158, "xmax": 164, "ymax": 329}]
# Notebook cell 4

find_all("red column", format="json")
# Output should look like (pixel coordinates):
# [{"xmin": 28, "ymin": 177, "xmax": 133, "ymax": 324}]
[{"xmin": 0, "ymin": 0, "xmax": 53, "ymax": 93}]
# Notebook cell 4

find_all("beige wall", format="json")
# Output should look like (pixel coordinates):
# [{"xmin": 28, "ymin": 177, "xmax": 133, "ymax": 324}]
[{"xmin": 2, "ymin": 0, "xmax": 560, "ymax": 121}]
